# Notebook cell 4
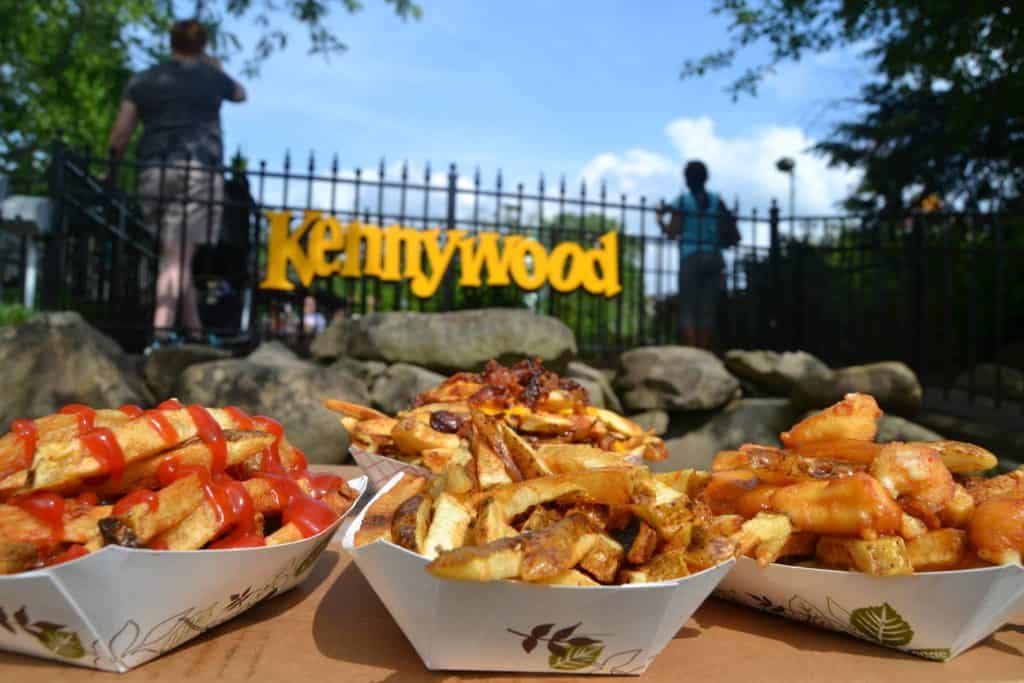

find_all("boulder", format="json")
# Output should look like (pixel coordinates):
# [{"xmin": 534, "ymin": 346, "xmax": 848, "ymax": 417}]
[
  {"xmin": 0, "ymin": 312, "xmax": 153, "ymax": 425},
  {"xmin": 143, "ymin": 344, "xmax": 231, "ymax": 399},
  {"xmin": 310, "ymin": 308, "xmax": 577, "ymax": 373},
  {"xmin": 178, "ymin": 359, "xmax": 370, "ymax": 464},
  {"xmin": 371, "ymin": 363, "xmax": 447, "ymax": 415},
  {"xmin": 953, "ymin": 364, "xmax": 1024, "ymax": 401},
  {"xmin": 616, "ymin": 346, "xmax": 740, "ymax": 412},
  {"xmin": 876, "ymin": 415, "xmax": 942, "ymax": 443},
  {"xmin": 566, "ymin": 360, "xmax": 623, "ymax": 413},
  {"xmin": 656, "ymin": 398, "xmax": 799, "ymax": 472},
  {"xmin": 331, "ymin": 356, "xmax": 388, "ymax": 384},
  {"xmin": 629, "ymin": 410, "xmax": 669, "ymax": 436},
  {"xmin": 247, "ymin": 340, "xmax": 306, "ymax": 367},
  {"xmin": 792, "ymin": 361, "xmax": 923, "ymax": 415},
  {"xmin": 724, "ymin": 349, "xmax": 831, "ymax": 396}
]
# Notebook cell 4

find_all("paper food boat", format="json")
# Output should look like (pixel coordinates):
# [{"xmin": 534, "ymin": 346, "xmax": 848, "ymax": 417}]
[
  {"xmin": 716, "ymin": 555, "xmax": 1024, "ymax": 661},
  {"xmin": 350, "ymin": 446, "xmax": 430, "ymax": 490},
  {"xmin": 0, "ymin": 476, "xmax": 367, "ymax": 673},
  {"xmin": 342, "ymin": 472, "xmax": 734, "ymax": 675}
]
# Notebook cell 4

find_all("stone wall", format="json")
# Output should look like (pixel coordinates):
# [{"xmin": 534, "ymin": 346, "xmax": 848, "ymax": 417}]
[{"xmin": 0, "ymin": 310, "xmax": 960, "ymax": 467}]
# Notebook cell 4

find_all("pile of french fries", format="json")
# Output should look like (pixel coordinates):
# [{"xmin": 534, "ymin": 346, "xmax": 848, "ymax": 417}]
[
  {"xmin": 328, "ymin": 359, "xmax": 668, "ymax": 476},
  {"xmin": 702, "ymin": 392, "xmax": 1023, "ymax": 575},
  {"xmin": 336, "ymin": 360, "xmax": 742, "ymax": 585},
  {"xmin": 0, "ymin": 401, "xmax": 358, "ymax": 574}
]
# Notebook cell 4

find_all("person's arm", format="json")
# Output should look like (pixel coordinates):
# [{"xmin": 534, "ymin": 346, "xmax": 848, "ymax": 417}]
[
  {"xmin": 656, "ymin": 200, "xmax": 681, "ymax": 238},
  {"xmin": 203, "ymin": 53, "xmax": 247, "ymax": 103},
  {"xmin": 107, "ymin": 100, "xmax": 138, "ymax": 161}
]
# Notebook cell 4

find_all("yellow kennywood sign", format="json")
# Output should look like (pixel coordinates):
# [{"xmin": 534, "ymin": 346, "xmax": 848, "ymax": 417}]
[{"xmin": 258, "ymin": 210, "xmax": 622, "ymax": 298}]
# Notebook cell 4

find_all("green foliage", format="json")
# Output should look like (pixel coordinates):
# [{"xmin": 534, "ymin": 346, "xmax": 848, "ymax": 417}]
[
  {"xmin": 0, "ymin": 0, "xmax": 422, "ymax": 178},
  {"xmin": 683, "ymin": 2, "xmax": 1024, "ymax": 209},
  {"xmin": 0, "ymin": 304, "xmax": 34, "ymax": 327}
]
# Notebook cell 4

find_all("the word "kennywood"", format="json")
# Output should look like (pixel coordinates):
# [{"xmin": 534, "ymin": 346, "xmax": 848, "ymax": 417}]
[{"xmin": 258, "ymin": 210, "xmax": 622, "ymax": 298}]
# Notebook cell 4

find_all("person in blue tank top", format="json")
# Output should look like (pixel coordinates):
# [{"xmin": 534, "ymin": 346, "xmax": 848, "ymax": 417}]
[{"xmin": 655, "ymin": 160, "xmax": 733, "ymax": 349}]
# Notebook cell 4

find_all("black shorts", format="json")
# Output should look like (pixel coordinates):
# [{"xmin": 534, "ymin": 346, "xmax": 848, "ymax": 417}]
[{"xmin": 678, "ymin": 251, "xmax": 724, "ymax": 329}]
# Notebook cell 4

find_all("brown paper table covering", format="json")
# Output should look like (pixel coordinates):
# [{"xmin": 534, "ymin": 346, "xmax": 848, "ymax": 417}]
[{"xmin": 1, "ymin": 466, "xmax": 1022, "ymax": 681}]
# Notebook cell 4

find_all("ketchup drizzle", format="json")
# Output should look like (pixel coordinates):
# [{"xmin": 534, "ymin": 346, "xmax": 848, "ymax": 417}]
[
  {"xmin": 187, "ymin": 405, "xmax": 228, "ymax": 475},
  {"xmin": 253, "ymin": 416, "xmax": 286, "ymax": 474},
  {"xmin": 118, "ymin": 404, "xmax": 144, "ymax": 418},
  {"xmin": 7, "ymin": 419, "xmax": 38, "ymax": 477},
  {"xmin": 113, "ymin": 489, "xmax": 160, "ymax": 516},
  {"xmin": 143, "ymin": 409, "xmax": 178, "ymax": 445},
  {"xmin": 158, "ymin": 399, "xmax": 184, "ymax": 410},
  {"xmin": 15, "ymin": 492, "xmax": 65, "ymax": 538},
  {"xmin": 60, "ymin": 404, "xmax": 96, "ymax": 435},
  {"xmin": 81, "ymin": 428, "xmax": 126, "ymax": 485},
  {"xmin": 283, "ymin": 496, "xmax": 337, "ymax": 538},
  {"xmin": 224, "ymin": 406, "xmax": 255, "ymax": 431}
]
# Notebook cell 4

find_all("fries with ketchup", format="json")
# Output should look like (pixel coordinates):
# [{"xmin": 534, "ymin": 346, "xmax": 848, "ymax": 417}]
[{"xmin": 0, "ymin": 400, "xmax": 358, "ymax": 574}]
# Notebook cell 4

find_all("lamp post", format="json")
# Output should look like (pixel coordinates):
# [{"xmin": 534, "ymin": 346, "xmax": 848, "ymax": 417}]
[{"xmin": 776, "ymin": 157, "xmax": 796, "ymax": 233}]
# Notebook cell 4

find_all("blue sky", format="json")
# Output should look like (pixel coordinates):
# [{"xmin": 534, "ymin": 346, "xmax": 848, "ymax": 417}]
[{"xmin": 209, "ymin": 1, "xmax": 871, "ymax": 216}]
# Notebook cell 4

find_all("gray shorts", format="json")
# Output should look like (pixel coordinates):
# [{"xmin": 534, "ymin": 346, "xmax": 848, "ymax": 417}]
[
  {"xmin": 140, "ymin": 164, "xmax": 224, "ymax": 250},
  {"xmin": 678, "ymin": 251, "xmax": 724, "ymax": 329}
]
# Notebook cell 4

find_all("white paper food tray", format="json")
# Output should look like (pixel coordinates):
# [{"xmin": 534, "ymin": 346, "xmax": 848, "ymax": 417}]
[
  {"xmin": 342, "ymin": 472, "xmax": 734, "ymax": 675},
  {"xmin": 351, "ymin": 446, "xmax": 430, "ymax": 490},
  {"xmin": 716, "ymin": 555, "xmax": 1024, "ymax": 661},
  {"xmin": 0, "ymin": 476, "xmax": 367, "ymax": 672}
]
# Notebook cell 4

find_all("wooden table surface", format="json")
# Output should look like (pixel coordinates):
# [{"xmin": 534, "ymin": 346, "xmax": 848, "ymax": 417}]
[{"xmin": 1, "ymin": 466, "xmax": 1022, "ymax": 681}]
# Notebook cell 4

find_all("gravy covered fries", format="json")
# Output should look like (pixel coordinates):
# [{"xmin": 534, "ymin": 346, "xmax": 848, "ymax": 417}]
[
  {"xmin": 0, "ymin": 400, "xmax": 359, "ymax": 574},
  {"xmin": 703, "ymin": 392, "xmax": 1016, "ymax": 575},
  {"xmin": 327, "ymin": 358, "xmax": 668, "ymax": 477}
]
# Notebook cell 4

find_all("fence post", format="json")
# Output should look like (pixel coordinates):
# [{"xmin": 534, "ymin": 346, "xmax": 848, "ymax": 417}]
[
  {"xmin": 443, "ymin": 163, "xmax": 458, "ymax": 310},
  {"xmin": 41, "ymin": 137, "xmax": 68, "ymax": 310},
  {"xmin": 769, "ymin": 199, "xmax": 781, "ymax": 349},
  {"xmin": 908, "ymin": 215, "xmax": 924, "ymax": 372}
]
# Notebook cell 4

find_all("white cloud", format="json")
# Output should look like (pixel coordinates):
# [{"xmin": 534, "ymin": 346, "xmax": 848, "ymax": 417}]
[{"xmin": 579, "ymin": 115, "xmax": 860, "ymax": 219}]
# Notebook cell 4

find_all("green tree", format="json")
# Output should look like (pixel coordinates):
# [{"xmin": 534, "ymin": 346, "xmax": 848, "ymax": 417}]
[
  {"xmin": 683, "ymin": 1, "xmax": 1024, "ymax": 210},
  {"xmin": 0, "ymin": 0, "xmax": 421, "ymax": 178}
]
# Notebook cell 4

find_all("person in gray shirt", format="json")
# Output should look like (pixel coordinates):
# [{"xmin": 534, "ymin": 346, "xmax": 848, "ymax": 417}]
[{"xmin": 107, "ymin": 18, "xmax": 246, "ymax": 342}]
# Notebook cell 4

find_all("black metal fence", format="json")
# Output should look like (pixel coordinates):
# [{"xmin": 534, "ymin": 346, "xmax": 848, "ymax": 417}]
[{"xmin": 3, "ymin": 143, "xmax": 1023, "ymax": 418}]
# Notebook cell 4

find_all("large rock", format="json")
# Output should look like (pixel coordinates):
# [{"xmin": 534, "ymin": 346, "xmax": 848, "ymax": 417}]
[
  {"xmin": 657, "ymin": 398, "xmax": 799, "ymax": 472},
  {"xmin": 331, "ymin": 356, "xmax": 388, "ymax": 384},
  {"xmin": 792, "ymin": 361, "xmax": 923, "ymax": 415},
  {"xmin": 566, "ymin": 360, "xmax": 623, "ymax": 413},
  {"xmin": 629, "ymin": 410, "xmax": 669, "ymax": 436},
  {"xmin": 0, "ymin": 312, "xmax": 153, "ymax": 425},
  {"xmin": 724, "ymin": 349, "xmax": 831, "ymax": 396},
  {"xmin": 953, "ymin": 364, "xmax": 1024, "ymax": 401},
  {"xmin": 616, "ymin": 346, "xmax": 740, "ymax": 412},
  {"xmin": 877, "ymin": 415, "xmax": 942, "ymax": 443},
  {"xmin": 178, "ymin": 359, "xmax": 370, "ymax": 464},
  {"xmin": 246, "ymin": 340, "xmax": 306, "ymax": 367},
  {"xmin": 310, "ymin": 309, "xmax": 577, "ymax": 373},
  {"xmin": 371, "ymin": 363, "xmax": 446, "ymax": 415},
  {"xmin": 143, "ymin": 344, "xmax": 231, "ymax": 399}
]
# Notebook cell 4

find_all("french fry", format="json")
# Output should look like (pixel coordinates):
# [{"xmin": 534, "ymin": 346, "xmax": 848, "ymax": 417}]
[
  {"xmin": 520, "ymin": 513, "xmax": 598, "ymax": 582},
  {"xmin": 538, "ymin": 569, "xmax": 600, "ymax": 586},
  {"xmin": 470, "ymin": 410, "xmax": 522, "ymax": 483},
  {"xmin": 907, "ymin": 528, "xmax": 967, "ymax": 571},
  {"xmin": 519, "ymin": 506, "xmax": 563, "ymax": 533},
  {"xmin": 354, "ymin": 474, "xmax": 429, "ymax": 547},
  {"xmin": 964, "ymin": 470, "xmax": 1024, "ymax": 504},
  {"xmin": 578, "ymin": 533, "xmax": 624, "ymax": 583},
  {"xmin": 787, "ymin": 439, "xmax": 884, "ymax": 465},
  {"xmin": 324, "ymin": 398, "xmax": 390, "ymax": 421},
  {"xmin": 770, "ymin": 473, "xmax": 902, "ymax": 539},
  {"xmin": 426, "ymin": 535, "xmax": 525, "ymax": 582},
  {"xmin": 498, "ymin": 422, "xmax": 551, "ymax": 479},
  {"xmin": 938, "ymin": 484, "xmax": 975, "ymax": 529},
  {"xmin": 655, "ymin": 469, "xmax": 711, "ymax": 498},
  {"xmin": 815, "ymin": 536, "xmax": 913, "ymax": 576},
  {"xmin": 730, "ymin": 513, "xmax": 792, "ymax": 567},
  {"xmin": 623, "ymin": 520, "xmax": 658, "ymax": 565},
  {"xmin": 780, "ymin": 393, "xmax": 882, "ymax": 447},
  {"xmin": 422, "ymin": 493, "xmax": 472, "ymax": 559},
  {"xmin": 99, "ymin": 473, "xmax": 206, "ymax": 547},
  {"xmin": 536, "ymin": 444, "xmax": 630, "ymax": 474},
  {"xmin": 392, "ymin": 415, "xmax": 461, "ymax": 456},
  {"xmin": 636, "ymin": 547, "xmax": 690, "ymax": 582},
  {"xmin": 392, "ymin": 494, "xmax": 433, "ymax": 554},
  {"xmin": 912, "ymin": 440, "xmax": 997, "ymax": 474}
]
